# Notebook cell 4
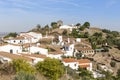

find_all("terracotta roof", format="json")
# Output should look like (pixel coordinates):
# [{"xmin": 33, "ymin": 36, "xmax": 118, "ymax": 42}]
[
  {"xmin": 62, "ymin": 58, "xmax": 77, "ymax": 63},
  {"xmin": 21, "ymin": 54, "xmax": 47, "ymax": 58},
  {"xmin": 0, "ymin": 52, "xmax": 34, "ymax": 61},
  {"xmin": 76, "ymin": 47, "xmax": 93, "ymax": 51},
  {"xmin": 21, "ymin": 34, "xmax": 35, "ymax": 39},
  {"xmin": 46, "ymin": 45, "xmax": 64, "ymax": 55},
  {"xmin": 79, "ymin": 64, "xmax": 90, "ymax": 68},
  {"xmin": 77, "ymin": 59, "xmax": 90, "ymax": 64},
  {"xmin": 49, "ymin": 51, "xmax": 64, "ymax": 55},
  {"xmin": 14, "ymin": 36, "xmax": 24, "ymax": 40}
]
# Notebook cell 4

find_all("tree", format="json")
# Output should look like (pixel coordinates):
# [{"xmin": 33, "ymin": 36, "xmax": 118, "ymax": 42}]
[
  {"xmin": 35, "ymin": 58, "xmax": 65, "ymax": 80},
  {"xmin": 36, "ymin": 24, "xmax": 41, "ymax": 29},
  {"xmin": 4, "ymin": 32, "xmax": 18, "ymax": 38},
  {"xmin": 12, "ymin": 59, "xmax": 35, "ymax": 74},
  {"xmin": 83, "ymin": 22, "xmax": 90, "ymax": 29},
  {"xmin": 51, "ymin": 22, "xmax": 57, "ymax": 29},
  {"xmin": 57, "ymin": 20, "xmax": 63, "ymax": 27},
  {"xmin": 71, "ymin": 29, "xmax": 78, "ymax": 38},
  {"xmin": 76, "ymin": 23, "xmax": 81, "ymax": 27},
  {"xmin": 78, "ymin": 67, "xmax": 93, "ymax": 79}
]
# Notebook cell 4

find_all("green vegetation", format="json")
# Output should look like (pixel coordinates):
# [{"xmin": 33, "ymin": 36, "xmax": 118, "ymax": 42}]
[
  {"xmin": 78, "ymin": 67, "xmax": 93, "ymax": 79},
  {"xmin": 35, "ymin": 58, "xmax": 65, "ymax": 80},
  {"xmin": 4, "ymin": 32, "xmax": 17, "ymax": 38},
  {"xmin": 110, "ymin": 61, "xmax": 116, "ymax": 67},
  {"xmin": 14, "ymin": 71, "xmax": 37, "ymax": 80},
  {"xmin": 104, "ymin": 30, "xmax": 120, "ymax": 50},
  {"xmin": 51, "ymin": 22, "xmax": 58, "ymax": 29},
  {"xmin": 12, "ymin": 59, "xmax": 35, "ymax": 74},
  {"xmin": 79, "ymin": 22, "xmax": 90, "ymax": 31}
]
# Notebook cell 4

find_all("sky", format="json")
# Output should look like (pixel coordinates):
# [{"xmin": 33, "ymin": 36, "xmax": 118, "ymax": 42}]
[{"xmin": 0, "ymin": 0, "xmax": 120, "ymax": 32}]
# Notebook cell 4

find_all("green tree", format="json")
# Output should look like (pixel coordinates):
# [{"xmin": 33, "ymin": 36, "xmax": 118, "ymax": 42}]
[
  {"xmin": 51, "ymin": 22, "xmax": 57, "ymax": 29},
  {"xmin": 35, "ymin": 58, "xmax": 65, "ymax": 80},
  {"xmin": 4, "ymin": 32, "xmax": 18, "ymax": 38},
  {"xmin": 12, "ymin": 59, "xmax": 35, "ymax": 74},
  {"xmin": 71, "ymin": 29, "xmax": 78, "ymax": 38},
  {"xmin": 83, "ymin": 22, "xmax": 90, "ymax": 29},
  {"xmin": 76, "ymin": 23, "xmax": 81, "ymax": 28},
  {"xmin": 36, "ymin": 24, "xmax": 41, "ymax": 30}
]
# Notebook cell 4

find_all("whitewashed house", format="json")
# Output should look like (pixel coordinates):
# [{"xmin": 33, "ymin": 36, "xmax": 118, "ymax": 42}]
[
  {"xmin": 62, "ymin": 58, "xmax": 92, "ymax": 71},
  {"xmin": 78, "ymin": 59, "xmax": 92, "ymax": 71},
  {"xmin": 48, "ymin": 51, "xmax": 64, "ymax": 60},
  {"xmin": 24, "ymin": 46, "xmax": 48, "ymax": 55},
  {"xmin": 0, "ymin": 44, "xmax": 22, "ymax": 54},
  {"xmin": 75, "ymin": 47, "xmax": 94, "ymax": 56},
  {"xmin": 62, "ymin": 58, "xmax": 79, "ymax": 70},
  {"xmin": 63, "ymin": 44, "xmax": 75, "ymax": 56},
  {"xmin": 4, "ymin": 36, "xmax": 25, "ymax": 44},
  {"xmin": 27, "ymin": 32, "xmax": 42, "ymax": 40},
  {"xmin": 59, "ymin": 25, "xmax": 77, "ymax": 31}
]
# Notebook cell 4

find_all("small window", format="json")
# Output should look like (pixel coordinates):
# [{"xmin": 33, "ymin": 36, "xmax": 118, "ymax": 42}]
[
  {"xmin": 74, "ymin": 64, "xmax": 76, "ymax": 66},
  {"xmin": 14, "ymin": 40, "xmax": 16, "ymax": 43}
]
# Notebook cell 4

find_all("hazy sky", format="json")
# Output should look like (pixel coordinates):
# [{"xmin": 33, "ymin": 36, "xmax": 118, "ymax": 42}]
[{"xmin": 0, "ymin": 0, "xmax": 120, "ymax": 32}]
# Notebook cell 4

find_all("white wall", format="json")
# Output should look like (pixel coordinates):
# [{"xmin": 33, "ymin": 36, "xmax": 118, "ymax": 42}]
[
  {"xmin": 27, "ymin": 32, "xmax": 42, "ymax": 40},
  {"xmin": 62, "ymin": 62, "xmax": 79, "ymax": 70},
  {"xmin": 0, "ymin": 44, "xmax": 22, "ymax": 54},
  {"xmin": 30, "ymin": 46, "xmax": 48, "ymax": 55},
  {"xmin": 48, "ymin": 54, "xmax": 62, "ymax": 60}
]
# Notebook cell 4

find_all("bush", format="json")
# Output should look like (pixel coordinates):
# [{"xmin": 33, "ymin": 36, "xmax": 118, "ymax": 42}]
[
  {"xmin": 12, "ymin": 59, "xmax": 35, "ymax": 74},
  {"xmin": 35, "ymin": 58, "xmax": 65, "ymax": 80},
  {"xmin": 14, "ymin": 71, "xmax": 37, "ymax": 80},
  {"xmin": 110, "ymin": 61, "xmax": 116, "ymax": 67}
]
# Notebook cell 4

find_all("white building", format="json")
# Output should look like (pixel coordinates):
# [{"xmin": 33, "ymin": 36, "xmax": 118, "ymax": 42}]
[
  {"xmin": 27, "ymin": 32, "xmax": 42, "ymax": 40},
  {"xmin": 62, "ymin": 58, "xmax": 79, "ymax": 70},
  {"xmin": 78, "ymin": 59, "xmax": 92, "ymax": 71},
  {"xmin": 63, "ymin": 44, "xmax": 75, "ymax": 56},
  {"xmin": 59, "ymin": 25, "xmax": 77, "ymax": 31},
  {"xmin": 62, "ymin": 58, "xmax": 92, "ymax": 71},
  {"xmin": 29, "ymin": 46, "xmax": 48, "ymax": 55},
  {"xmin": 0, "ymin": 44, "xmax": 22, "ymax": 54}
]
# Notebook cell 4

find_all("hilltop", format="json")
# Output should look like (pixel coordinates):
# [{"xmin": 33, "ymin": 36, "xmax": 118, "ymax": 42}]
[{"xmin": 0, "ymin": 21, "xmax": 120, "ymax": 80}]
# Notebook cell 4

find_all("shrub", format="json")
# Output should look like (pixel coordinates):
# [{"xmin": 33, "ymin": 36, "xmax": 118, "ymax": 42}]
[
  {"xmin": 35, "ymin": 58, "xmax": 65, "ymax": 80},
  {"xmin": 110, "ymin": 61, "xmax": 116, "ymax": 67},
  {"xmin": 14, "ymin": 71, "xmax": 37, "ymax": 80},
  {"xmin": 12, "ymin": 59, "xmax": 35, "ymax": 74}
]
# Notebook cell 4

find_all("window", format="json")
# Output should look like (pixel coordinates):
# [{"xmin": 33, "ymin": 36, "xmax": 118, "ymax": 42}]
[
  {"xmin": 74, "ymin": 64, "xmax": 76, "ymax": 66},
  {"xmin": 20, "ymin": 40, "xmax": 22, "ymax": 43},
  {"xmin": 14, "ymin": 40, "xmax": 16, "ymax": 43}
]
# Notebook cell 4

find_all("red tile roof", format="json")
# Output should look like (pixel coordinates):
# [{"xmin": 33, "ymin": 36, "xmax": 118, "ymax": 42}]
[
  {"xmin": 79, "ymin": 64, "xmax": 90, "ymax": 68},
  {"xmin": 76, "ymin": 47, "xmax": 93, "ymax": 51},
  {"xmin": 62, "ymin": 58, "xmax": 77, "ymax": 63},
  {"xmin": 77, "ymin": 59, "xmax": 90, "ymax": 63},
  {"xmin": 21, "ymin": 54, "xmax": 47, "ymax": 58}
]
